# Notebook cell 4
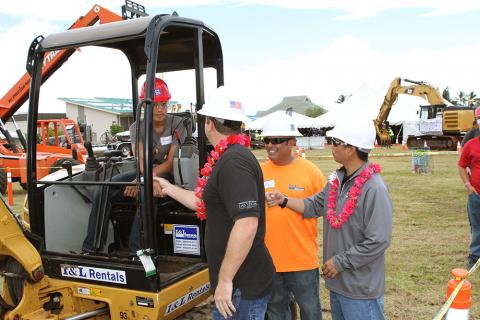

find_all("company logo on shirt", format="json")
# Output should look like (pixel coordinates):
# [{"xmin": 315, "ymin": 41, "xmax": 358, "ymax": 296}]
[
  {"xmin": 238, "ymin": 200, "xmax": 257, "ymax": 210},
  {"xmin": 288, "ymin": 184, "xmax": 305, "ymax": 191}
]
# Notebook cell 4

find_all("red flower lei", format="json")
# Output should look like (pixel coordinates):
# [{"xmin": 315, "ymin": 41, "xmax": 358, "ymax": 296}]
[
  {"xmin": 194, "ymin": 134, "xmax": 251, "ymax": 220},
  {"xmin": 326, "ymin": 163, "xmax": 381, "ymax": 229}
]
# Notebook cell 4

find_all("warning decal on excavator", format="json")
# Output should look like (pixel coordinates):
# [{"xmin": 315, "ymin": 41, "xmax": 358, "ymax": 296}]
[{"xmin": 61, "ymin": 264, "xmax": 126, "ymax": 284}]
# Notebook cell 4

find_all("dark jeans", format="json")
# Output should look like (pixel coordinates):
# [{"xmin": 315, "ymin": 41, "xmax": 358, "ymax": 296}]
[
  {"xmin": 82, "ymin": 170, "xmax": 137, "ymax": 254},
  {"xmin": 330, "ymin": 291, "xmax": 384, "ymax": 320},
  {"xmin": 266, "ymin": 269, "xmax": 322, "ymax": 320},
  {"xmin": 467, "ymin": 193, "xmax": 480, "ymax": 261},
  {"xmin": 212, "ymin": 289, "xmax": 271, "ymax": 320}
]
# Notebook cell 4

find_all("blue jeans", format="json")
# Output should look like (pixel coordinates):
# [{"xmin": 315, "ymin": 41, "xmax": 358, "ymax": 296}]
[
  {"xmin": 467, "ymin": 193, "xmax": 480, "ymax": 260},
  {"xmin": 212, "ymin": 289, "xmax": 270, "ymax": 320},
  {"xmin": 330, "ymin": 291, "xmax": 384, "ymax": 320},
  {"xmin": 267, "ymin": 269, "xmax": 322, "ymax": 320}
]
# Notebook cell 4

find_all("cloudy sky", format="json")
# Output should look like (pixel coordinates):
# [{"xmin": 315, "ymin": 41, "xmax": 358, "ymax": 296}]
[{"xmin": 0, "ymin": 0, "xmax": 479, "ymax": 116}]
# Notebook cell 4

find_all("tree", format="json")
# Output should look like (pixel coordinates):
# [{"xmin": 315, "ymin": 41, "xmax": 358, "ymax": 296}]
[
  {"xmin": 467, "ymin": 91, "xmax": 477, "ymax": 106},
  {"xmin": 458, "ymin": 91, "xmax": 467, "ymax": 106},
  {"xmin": 305, "ymin": 107, "xmax": 326, "ymax": 118},
  {"xmin": 335, "ymin": 94, "xmax": 351, "ymax": 104},
  {"xmin": 442, "ymin": 87, "xmax": 451, "ymax": 103},
  {"xmin": 110, "ymin": 123, "xmax": 123, "ymax": 136}
]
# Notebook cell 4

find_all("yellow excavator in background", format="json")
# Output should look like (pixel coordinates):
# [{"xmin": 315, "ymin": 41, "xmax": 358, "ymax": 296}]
[{"xmin": 374, "ymin": 77, "xmax": 475, "ymax": 150}]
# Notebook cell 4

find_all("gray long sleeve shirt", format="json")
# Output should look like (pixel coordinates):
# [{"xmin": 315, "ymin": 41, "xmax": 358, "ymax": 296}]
[{"xmin": 304, "ymin": 162, "xmax": 392, "ymax": 299}]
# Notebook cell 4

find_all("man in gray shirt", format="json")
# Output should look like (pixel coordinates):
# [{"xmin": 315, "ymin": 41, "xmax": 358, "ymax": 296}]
[
  {"xmin": 82, "ymin": 78, "xmax": 186, "ymax": 255},
  {"xmin": 266, "ymin": 118, "xmax": 392, "ymax": 320}
]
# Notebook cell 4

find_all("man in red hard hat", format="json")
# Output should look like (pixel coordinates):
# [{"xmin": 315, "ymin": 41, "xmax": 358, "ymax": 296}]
[
  {"xmin": 82, "ymin": 78, "xmax": 187, "ymax": 255},
  {"xmin": 461, "ymin": 106, "xmax": 480, "ymax": 147}
]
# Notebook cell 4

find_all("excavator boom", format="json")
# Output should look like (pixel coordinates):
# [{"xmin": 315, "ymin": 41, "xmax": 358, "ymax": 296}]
[
  {"xmin": 374, "ymin": 77, "xmax": 448, "ymax": 145},
  {"xmin": 0, "ymin": 4, "xmax": 134, "ymax": 122}
]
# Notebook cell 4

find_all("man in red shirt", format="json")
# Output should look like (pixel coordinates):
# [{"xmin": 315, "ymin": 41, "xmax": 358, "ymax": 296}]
[{"xmin": 458, "ymin": 136, "xmax": 480, "ymax": 269}]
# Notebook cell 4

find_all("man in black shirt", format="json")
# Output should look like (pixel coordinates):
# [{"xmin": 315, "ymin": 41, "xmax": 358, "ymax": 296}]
[{"xmin": 153, "ymin": 86, "xmax": 274, "ymax": 319}]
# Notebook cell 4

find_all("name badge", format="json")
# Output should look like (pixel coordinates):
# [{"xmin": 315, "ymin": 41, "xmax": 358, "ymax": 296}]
[
  {"xmin": 160, "ymin": 135, "xmax": 173, "ymax": 145},
  {"xmin": 264, "ymin": 179, "xmax": 275, "ymax": 189}
]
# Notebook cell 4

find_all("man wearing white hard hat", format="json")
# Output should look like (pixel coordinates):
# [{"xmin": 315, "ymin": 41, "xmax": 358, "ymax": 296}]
[
  {"xmin": 261, "ymin": 111, "xmax": 325, "ymax": 320},
  {"xmin": 153, "ymin": 86, "xmax": 274, "ymax": 320},
  {"xmin": 266, "ymin": 118, "xmax": 392, "ymax": 320}
]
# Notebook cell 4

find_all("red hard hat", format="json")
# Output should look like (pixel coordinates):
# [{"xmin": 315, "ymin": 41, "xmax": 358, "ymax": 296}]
[
  {"xmin": 475, "ymin": 107, "xmax": 480, "ymax": 118},
  {"xmin": 139, "ymin": 78, "xmax": 171, "ymax": 103}
]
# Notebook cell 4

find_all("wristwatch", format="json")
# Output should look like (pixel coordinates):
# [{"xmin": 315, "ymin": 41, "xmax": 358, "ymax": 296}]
[{"xmin": 279, "ymin": 196, "xmax": 288, "ymax": 208}]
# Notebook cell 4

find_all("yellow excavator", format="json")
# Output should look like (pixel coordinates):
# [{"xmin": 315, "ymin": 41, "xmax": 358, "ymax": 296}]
[
  {"xmin": 0, "ymin": 1, "xmax": 227, "ymax": 319},
  {"xmin": 374, "ymin": 77, "xmax": 475, "ymax": 150}
]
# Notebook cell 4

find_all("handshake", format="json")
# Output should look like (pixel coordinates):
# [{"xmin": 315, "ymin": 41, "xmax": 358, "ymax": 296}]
[
  {"xmin": 153, "ymin": 177, "xmax": 171, "ymax": 198},
  {"xmin": 265, "ymin": 190, "xmax": 285, "ymax": 208}
]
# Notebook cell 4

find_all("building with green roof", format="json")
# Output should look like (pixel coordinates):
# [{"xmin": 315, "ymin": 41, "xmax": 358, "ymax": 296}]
[{"xmin": 59, "ymin": 97, "xmax": 180, "ymax": 143}]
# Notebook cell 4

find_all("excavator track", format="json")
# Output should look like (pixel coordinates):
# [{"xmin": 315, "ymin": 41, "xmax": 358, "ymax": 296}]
[{"xmin": 407, "ymin": 135, "xmax": 458, "ymax": 151}]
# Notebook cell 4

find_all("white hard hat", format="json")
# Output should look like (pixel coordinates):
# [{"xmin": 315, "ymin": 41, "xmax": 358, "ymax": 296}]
[
  {"xmin": 198, "ymin": 86, "xmax": 251, "ymax": 123},
  {"xmin": 327, "ymin": 118, "xmax": 376, "ymax": 153},
  {"xmin": 262, "ymin": 113, "xmax": 303, "ymax": 137}
]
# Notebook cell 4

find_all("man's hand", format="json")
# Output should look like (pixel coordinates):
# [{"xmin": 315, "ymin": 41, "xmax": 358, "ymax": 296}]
[
  {"xmin": 265, "ymin": 189, "xmax": 284, "ymax": 208},
  {"xmin": 124, "ymin": 179, "xmax": 138, "ymax": 197},
  {"xmin": 322, "ymin": 257, "xmax": 339, "ymax": 279},
  {"xmin": 214, "ymin": 279, "xmax": 236, "ymax": 319},
  {"xmin": 153, "ymin": 177, "xmax": 171, "ymax": 197},
  {"xmin": 465, "ymin": 182, "xmax": 479, "ymax": 195}
]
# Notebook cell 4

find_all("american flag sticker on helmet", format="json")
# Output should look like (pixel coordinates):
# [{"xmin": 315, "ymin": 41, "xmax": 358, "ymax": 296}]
[{"xmin": 230, "ymin": 101, "xmax": 241, "ymax": 109}]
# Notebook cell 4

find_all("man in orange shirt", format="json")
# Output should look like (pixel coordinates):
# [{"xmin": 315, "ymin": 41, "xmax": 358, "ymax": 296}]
[{"xmin": 261, "ymin": 112, "xmax": 326, "ymax": 320}]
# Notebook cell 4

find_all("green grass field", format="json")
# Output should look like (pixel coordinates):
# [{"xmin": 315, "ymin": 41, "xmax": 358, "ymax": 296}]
[
  {"xmin": 6, "ymin": 146, "xmax": 479, "ymax": 319},
  {"xmin": 253, "ymin": 146, "xmax": 479, "ymax": 320}
]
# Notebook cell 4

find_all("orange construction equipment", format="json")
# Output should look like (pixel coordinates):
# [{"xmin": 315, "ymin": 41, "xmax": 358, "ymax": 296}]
[
  {"xmin": 0, "ymin": 5, "xmax": 124, "ymax": 121},
  {"xmin": 0, "ymin": 3, "xmax": 139, "ymax": 193},
  {"xmin": 6, "ymin": 167, "xmax": 12, "ymax": 205},
  {"xmin": 444, "ymin": 268, "xmax": 471, "ymax": 320}
]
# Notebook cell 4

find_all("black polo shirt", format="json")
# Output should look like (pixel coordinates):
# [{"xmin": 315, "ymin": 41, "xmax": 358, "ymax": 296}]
[{"xmin": 203, "ymin": 144, "xmax": 274, "ymax": 299}]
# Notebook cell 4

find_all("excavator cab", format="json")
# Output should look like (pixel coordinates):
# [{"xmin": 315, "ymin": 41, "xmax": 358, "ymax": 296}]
[{"xmin": 0, "ymin": 10, "xmax": 222, "ymax": 320}]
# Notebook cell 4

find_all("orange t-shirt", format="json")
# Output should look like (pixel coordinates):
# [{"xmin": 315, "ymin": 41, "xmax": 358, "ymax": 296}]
[{"xmin": 261, "ymin": 157, "xmax": 326, "ymax": 272}]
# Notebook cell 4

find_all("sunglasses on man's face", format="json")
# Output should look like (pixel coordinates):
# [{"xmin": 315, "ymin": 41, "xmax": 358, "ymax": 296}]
[
  {"xmin": 332, "ymin": 138, "xmax": 349, "ymax": 147},
  {"xmin": 263, "ymin": 137, "xmax": 291, "ymax": 145}
]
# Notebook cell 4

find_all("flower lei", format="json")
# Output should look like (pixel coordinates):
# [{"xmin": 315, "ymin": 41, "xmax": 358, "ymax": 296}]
[
  {"xmin": 326, "ymin": 163, "xmax": 381, "ymax": 229},
  {"xmin": 194, "ymin": 134, "xmax": 251, "ymax": 220}
]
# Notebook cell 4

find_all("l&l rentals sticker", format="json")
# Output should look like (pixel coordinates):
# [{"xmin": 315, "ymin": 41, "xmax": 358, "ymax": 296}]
[
  {"xmin": 164, "ymin": 283, "xmax": 210, "ymax": 315},
  {"xmin": 61, "ymin": 264, "xmax": 126, "ymax": 284}
]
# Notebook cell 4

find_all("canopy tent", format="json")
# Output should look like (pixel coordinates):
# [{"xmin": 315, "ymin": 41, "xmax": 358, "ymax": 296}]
[
  {"xmin": 311, "ymin": 84, "xmax": 383, "ymax": 128},
  {"xmin": 245, "ymin": 110, "xmax": 316, "ymax": 130},
  {"xmin": 311, "ymin": 83, "xmax": 423, "ymax": 130}
]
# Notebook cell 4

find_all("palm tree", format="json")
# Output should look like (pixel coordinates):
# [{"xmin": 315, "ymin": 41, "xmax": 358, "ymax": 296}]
[
  {"xmin": 466, "ymin": 91, "xmax": 477, "ymax": 106},
  {"xmin": 335, "ymin": 94, "xmax": 351, "ymax": 104},
  {"xmin": 457, "ymin": 91, "xmax": 467, "ymax": 106}
]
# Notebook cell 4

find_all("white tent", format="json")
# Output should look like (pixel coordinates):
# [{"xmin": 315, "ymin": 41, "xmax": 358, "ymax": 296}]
[
  {"xmin": 245, "ymin": 110, "xmax": 316, "ymax": 130},
  {"xmin": 311, "ymin": 83, "xmax": 423, "ymax": 129},
  {"xmin": 311, "ymin": 84, "xmax": 383, "ymax": 128}
]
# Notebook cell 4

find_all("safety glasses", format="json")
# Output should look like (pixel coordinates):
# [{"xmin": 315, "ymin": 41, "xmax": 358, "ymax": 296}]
[
  {"xmin": 263, "ymin": 137, "xmax": 291, "ymax": 145},
  {"xmin": 153, "ymin": 102, "xmax": 168, "ymax": 111},
  {"xmin": 332, "ymin": 138, "xmax": 349, "ymax": 147}
]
